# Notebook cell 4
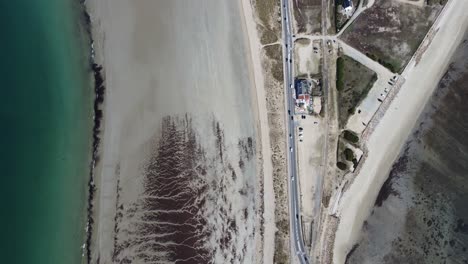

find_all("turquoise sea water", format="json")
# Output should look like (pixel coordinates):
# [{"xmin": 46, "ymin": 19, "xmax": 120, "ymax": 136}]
[{"xmin": 0, "ymin": 0, "xmax": 92, "ymax": 263}]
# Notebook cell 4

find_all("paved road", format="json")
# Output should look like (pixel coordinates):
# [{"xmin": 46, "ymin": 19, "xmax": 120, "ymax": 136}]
[{"xmin": 280, "ymin": 0, "xmax": 310, "ymax": 263}]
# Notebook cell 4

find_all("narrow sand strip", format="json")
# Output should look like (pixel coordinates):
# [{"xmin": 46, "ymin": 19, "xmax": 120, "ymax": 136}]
[
  {"xmin": 333, "ymin": 0, "xmax": 468, "ymax": 263},
  {"xmin": 240, "ymin": 0, "xmax": 276, "ymax": 262}
]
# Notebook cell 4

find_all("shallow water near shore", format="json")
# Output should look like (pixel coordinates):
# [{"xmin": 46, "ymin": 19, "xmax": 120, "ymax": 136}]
[
  {"xmin": 347, "ymin": 30, "xmax": 468, "ymax": 264},
  {"xmin": 0, "ymin": 0, "xmax": 92, "ymax": 263}
]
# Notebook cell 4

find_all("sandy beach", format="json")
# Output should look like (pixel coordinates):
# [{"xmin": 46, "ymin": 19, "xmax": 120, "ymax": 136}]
[
  {"xmin": 87, "ymin": 0, "xmax": 268, "ymax": 262},
  {"xmin": 332, "ymin": 0, "xmax": 468, "ymax": 263},
  {"xmin": 240, "ymin": 0, "xmax": 277, "ymax": 262}
]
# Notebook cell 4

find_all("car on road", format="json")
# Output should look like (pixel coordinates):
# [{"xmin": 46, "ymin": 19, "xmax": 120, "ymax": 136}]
[
  {"xmin": 289, "ymin": 133, "xmax": 292, "ymax": 139},
  {"xmin": 290, "ymin": 147, "xmax": 293, "ymax": 152},
  {"xmin": 291, "ymin": 176, "xmax": 294, "ymax": 181}
]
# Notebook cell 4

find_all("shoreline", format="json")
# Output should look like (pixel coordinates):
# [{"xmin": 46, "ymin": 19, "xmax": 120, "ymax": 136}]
[
  {"xmin": 77, "ymin": 1, "xmax": 106, "ymax": 262},
  {"xmin": 332, "ymin": 0, "xmax": 468, "ymax": 263}
]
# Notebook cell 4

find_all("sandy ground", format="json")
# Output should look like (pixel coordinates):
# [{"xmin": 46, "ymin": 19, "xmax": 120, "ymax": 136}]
[
  {"xmin": 333, "ymin": 0, "xmax": 468, "ymax": 263},
  {"xmin": 88, "ymin": 0, "xmax": 265, "ymax": 262},
  {"xmin": 345, "ymin": 76, "xmax": 395, "ymax": 134},
  {"xmin": 296, "ymin": 116, "xmax": 325, "ymax": 247},
  {"xmin": 240, "ymin": 0, "xmax": 276, "ymax": 262},
  {"xmin": 294, "ymin": 39, "xmax": 321, "ymax": 76}
]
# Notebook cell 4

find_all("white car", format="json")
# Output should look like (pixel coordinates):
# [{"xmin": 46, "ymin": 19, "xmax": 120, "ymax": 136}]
[{"xmin": 290, "ymin": 147, "xmax": 293, "ymax": 152}]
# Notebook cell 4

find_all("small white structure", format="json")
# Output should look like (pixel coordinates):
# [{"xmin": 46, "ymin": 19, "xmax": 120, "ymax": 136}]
[{"xmin": 343, "ymin": 0, "xmax": 354, "ymax": 17}]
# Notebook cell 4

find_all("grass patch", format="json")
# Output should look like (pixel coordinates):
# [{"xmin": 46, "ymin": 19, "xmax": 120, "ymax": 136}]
[
  {"xmin": 336, "ymin": 57, "xmax": 345, "ymax": 91},
  {"xmin": 336, "ymin": 55, "xmax": 377, "ymax": 127},
  {"xmin": 366, "ymin": 52, "xmax": 399, "ymax": 73}
]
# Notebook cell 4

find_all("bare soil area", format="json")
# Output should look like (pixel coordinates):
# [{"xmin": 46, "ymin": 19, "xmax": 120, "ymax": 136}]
[
  {"xmin": 294, "ymin": 38, "xmax": 322, "ymax": 77},
  {"xmin": 293, "ymin": 0, "xmax": 322, "ymax": 34},
  {"xmin": 340, "ymin": 0, "xmax": 444, "ymax": 73}
]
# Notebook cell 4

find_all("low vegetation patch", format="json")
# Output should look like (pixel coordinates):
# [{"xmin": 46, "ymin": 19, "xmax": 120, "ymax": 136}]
[
  {"xmin": 264, "ymin": 44, "xmax": 284, "ymax": 82},
  {"xmin": 254, "ymin": 0, "xmax": 281, "ymax": 45},
  {"xmin": 336, "ymin": 55, "xmax": 377, "ymax": 127},
  {"xmin": 340, "ymin": 0, "xmax": 444, "ymax": 73}
]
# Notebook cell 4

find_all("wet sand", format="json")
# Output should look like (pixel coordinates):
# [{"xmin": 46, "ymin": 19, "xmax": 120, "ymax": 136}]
[
  {"xmin": 87, "ymin": 0, "xmax": 263, "ymax": 262},
  {"xmin": 347, "ymin": 28, "xmax": 468, "ymax": 264}
]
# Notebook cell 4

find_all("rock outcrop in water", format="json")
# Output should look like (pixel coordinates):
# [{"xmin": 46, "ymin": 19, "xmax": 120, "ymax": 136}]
[{"xmin": 77, "ymin": 0, "xmax": 106, "ymax": 262}]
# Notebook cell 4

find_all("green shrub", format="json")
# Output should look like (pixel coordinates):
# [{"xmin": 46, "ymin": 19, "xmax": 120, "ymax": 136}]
[
  {"xmin": 344, "ymin": 148, "xmax": 354, "ymax": 161},
  {"xmin": 337, "ymin": 162, "xmax": 348, "ymax": 171},
  {"xmin": 343, "ymin": 130, "xmax": 359, "ymax": 143}
]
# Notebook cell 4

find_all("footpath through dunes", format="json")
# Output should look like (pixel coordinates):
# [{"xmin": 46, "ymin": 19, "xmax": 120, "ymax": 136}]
[
  {"xmin": 346, "ymin": 28, "xmax": 468, "ymax": 264},
  {"xmin": 88, "ymin": 0, "xmax": 262, "ymax": 263},
  {"xmin": 332, "ymin": 0, "xmax": 468, "ymax": 263}
]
